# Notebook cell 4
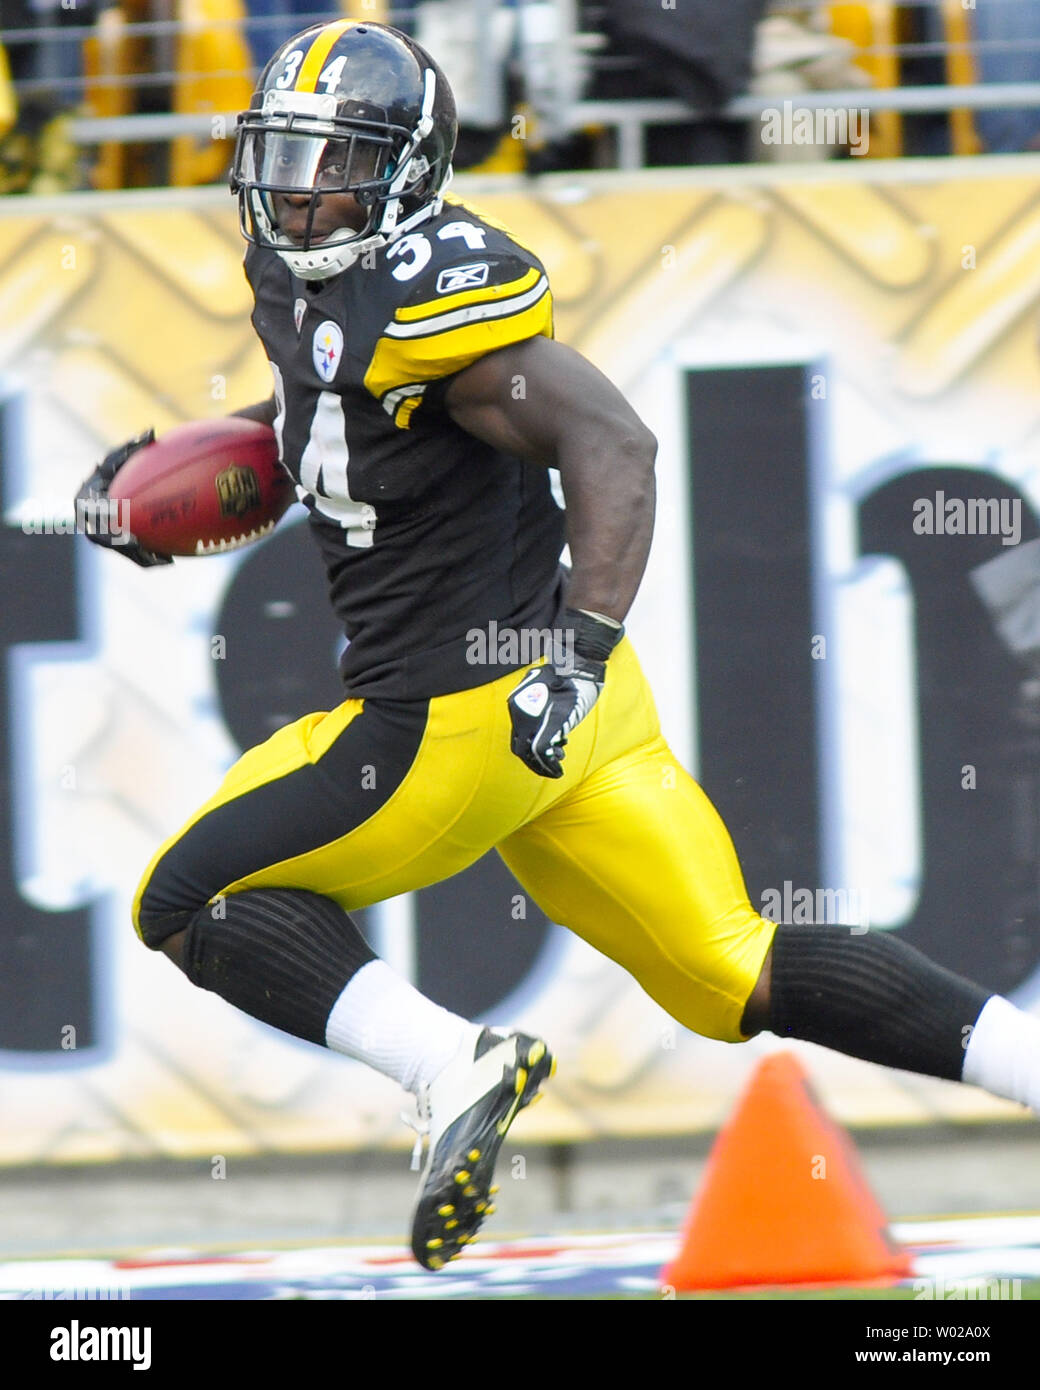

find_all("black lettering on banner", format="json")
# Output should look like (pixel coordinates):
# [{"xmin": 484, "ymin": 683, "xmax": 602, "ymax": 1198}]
[
  {"xmin": 859, "ymin": 468, "xmax": 1040, "ymax": 990},
  {"xmin": 0, "ymin": 389, "xmax": 96, "ymax": 1055},
  {"xmin": 686, "ymin": 364, "xmax": 821, "ymax": 900},
  {"xmin": 685, "ymin": 363, "xmax": 1040, "ymax": 992}
]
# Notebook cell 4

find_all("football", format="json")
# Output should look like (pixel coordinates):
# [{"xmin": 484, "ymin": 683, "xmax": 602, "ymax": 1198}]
[{"xmin": 107, "ymin": 418, "xmax": 295, "ymax": 557}]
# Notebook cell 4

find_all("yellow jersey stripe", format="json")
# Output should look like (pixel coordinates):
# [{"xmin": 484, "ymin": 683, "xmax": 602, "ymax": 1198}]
[
  {"xmin": 365, "ymin": 291, "xmax": 554, "ymax": 403},
  {"xmin": 295, "ymin": 19, "xmax": 356, "ymax": 93},
  {"xmin": 395, "ymin": 267, "xmax": 542, "ymax": 325},
  {"xmin": 394, "ymin": 395, "xmax": 425, "ymax": 429},
  {"xmin": 385, "ymin": 274, "xmax": 549, "ymax": 340}
]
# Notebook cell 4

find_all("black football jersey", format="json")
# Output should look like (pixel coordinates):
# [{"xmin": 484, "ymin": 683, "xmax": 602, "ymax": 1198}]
[{"xmin": 244, "ymin": 198, "xmax": 568, "ymax": 699}]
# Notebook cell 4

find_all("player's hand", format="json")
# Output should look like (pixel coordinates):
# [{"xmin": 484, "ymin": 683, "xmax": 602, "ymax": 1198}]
[
  {"xmin": 75, "ymin": 430, "xmax": 173, "ymax": 568},
  {"xmin": 507, "ymin": 609, "xmax": 624, "ymax": 778}
]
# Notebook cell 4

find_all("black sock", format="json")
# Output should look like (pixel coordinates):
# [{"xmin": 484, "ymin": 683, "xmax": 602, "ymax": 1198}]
[
  {"xmin": 768, "ymin": 923, "xmax": 991, "ymax": 1080},
  {"xmin": 182, "ymin": 888, "xmax": 377, "ymax": 1046}
]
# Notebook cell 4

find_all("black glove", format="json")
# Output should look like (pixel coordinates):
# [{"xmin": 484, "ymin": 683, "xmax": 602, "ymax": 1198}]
[
  {"xmin": 507, "ymin": 608, "xmax": 624, "ymax": 778},
  {"xmin": 75, "ymin": 429, "xmax": 173, "ymax": 568}
]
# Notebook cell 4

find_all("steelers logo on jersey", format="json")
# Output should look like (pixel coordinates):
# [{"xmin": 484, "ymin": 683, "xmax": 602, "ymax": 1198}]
[{"xmin": 313, "ymin": 320, "xmax": 344, "ymax": 382}]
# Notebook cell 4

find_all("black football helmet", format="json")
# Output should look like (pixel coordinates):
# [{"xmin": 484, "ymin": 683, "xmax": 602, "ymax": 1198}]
[{"xmin": 231, "ymin": 20, "xmax": 458, "ymax": 281}]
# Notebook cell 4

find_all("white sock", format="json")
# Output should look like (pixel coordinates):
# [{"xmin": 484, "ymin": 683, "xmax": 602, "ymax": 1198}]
[
  {"xmin": 962, "ymin": 995, "xmax": 1040, "ymax": 1112},
  {"xmin": 324, "ymin": 960, "xmax": 474, "ymax": 1094}
]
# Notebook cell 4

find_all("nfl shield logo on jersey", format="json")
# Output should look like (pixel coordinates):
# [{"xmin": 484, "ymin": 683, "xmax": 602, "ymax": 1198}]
[{"xmin": 312, "ymin": 321, "xmax": 344, "ymax": 383}]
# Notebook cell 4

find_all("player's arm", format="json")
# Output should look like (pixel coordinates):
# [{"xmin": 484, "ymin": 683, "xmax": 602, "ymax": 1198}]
[
  {"xmin": 443, "ymin": 334, "xmax": 657, "ymax": 623},
  {"xmin": 231, "ymin": 396, "xmax": 278, "ymax": 428},
  {"xmin": 445, "ymin": 334, "xmax": 657, "ymax": 778}
]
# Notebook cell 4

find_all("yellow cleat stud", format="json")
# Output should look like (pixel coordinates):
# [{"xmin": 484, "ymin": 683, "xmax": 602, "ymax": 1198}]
[
  {"xmin": 455, "ymin": 1170, "xmax": 471, "ymax": 1184},
  {"xmin": 490, "ymin": 1185, "xmax": 499, "ymax": 1195},
  {"xmin": 437, "ymin": 1204, "xmax": 455, "ymax": 1217},
  {"xmin": 429, "ymin": 1256, "xmax": 444, "ymax": 1270},
  {"xmin": 549, "ymin": 1057, "xmax": 558, "ymax": 1078},
  {"xmin": 427, "ymin": 1238, "xmax": 444, "ymax": 1249},
  {"xmin": 463, "ymin": 1184, "xmax": 479, "ymax": 1198},
  {"xmin": 445, "ymin": 1219, "xmax": 458, "ymax": 1230},
  {"xmin": 475, "ymin": 1201, "xmax": 487, "ymax": 1213},
  {"xmin": 527, "ymin": 1041, "xmax": 546, "ymax": 1067},
  {"xmin": 468, "ymin": 1149, "xmax": 481, "ymax": 1162},
  {"xmin": 485, "ymin": 1204, "xmax": 496, "ymax": 1215}
]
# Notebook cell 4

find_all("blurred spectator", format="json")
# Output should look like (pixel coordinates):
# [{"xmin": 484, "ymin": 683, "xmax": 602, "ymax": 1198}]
[
  {"xmin": 592, "ymin": 0, "xmax": 768, "ymax": 164},
  {"xmin": 748, "ymin": 10, "xmax": 872, "ymax": 163},
  {"xmin": 0, "ymin": 39, "xmax": 15, "ymax": 140},
  {"xmin": 244, "ymin": 1, "xmax": 323, "ymax": 69},
  {"xmin": 901, "ymin": 0, "xmax": 1040, "ymax": 157},
  {"xmin": 971, "ymin": 0, "xmax": 1040, "ymax": 152},
  {"xmin": 0, "ymin": 0, "xmax": 91, "ymax": 191},
  {"xmin": 245, "ymin": 3, "xmax": 423, "ymax": 71},
  {"xmin": 1, "ymin": 0, "xmax": 91, "ymax": 98},
  {"xmin": 413, "ymin": 0, "xmax": 516, "ymax": 168}
]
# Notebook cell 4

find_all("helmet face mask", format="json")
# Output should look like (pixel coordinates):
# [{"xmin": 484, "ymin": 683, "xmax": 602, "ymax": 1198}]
[
  {"xmin": 231, "ymin": 23, "xmax": 457, "ymax": 281},
  {"xmin": 235, "ymin": 112, "xmax": 397, "ymax": 252}
]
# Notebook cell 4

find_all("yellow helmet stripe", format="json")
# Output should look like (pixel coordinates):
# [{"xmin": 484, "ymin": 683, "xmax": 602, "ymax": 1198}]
[{"xmin": 295, "ymin": 19, "xmax": 357, "ymax": 93}]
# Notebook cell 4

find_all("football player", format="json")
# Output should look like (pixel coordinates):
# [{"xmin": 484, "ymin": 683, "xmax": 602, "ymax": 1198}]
[{"xmin": 79, "ymin": 20, "xmax": 1040, "ymax": 1270}]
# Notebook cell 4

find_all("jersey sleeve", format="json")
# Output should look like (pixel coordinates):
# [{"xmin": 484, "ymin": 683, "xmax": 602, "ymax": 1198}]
[{"xmin": 363, "ymin": 243, "xmax": 554, "ymax": 430}]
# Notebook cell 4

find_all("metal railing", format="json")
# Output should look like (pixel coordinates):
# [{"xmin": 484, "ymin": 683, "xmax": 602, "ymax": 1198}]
[{"xmin": 2, "ymin": 0, "xmax": 1039, "ymax": 173}]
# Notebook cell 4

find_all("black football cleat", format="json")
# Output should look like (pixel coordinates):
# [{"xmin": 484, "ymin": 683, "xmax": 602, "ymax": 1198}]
[{"xmin": 407, "ymin": 1027, "xmax": 555, "ymax": 1270}]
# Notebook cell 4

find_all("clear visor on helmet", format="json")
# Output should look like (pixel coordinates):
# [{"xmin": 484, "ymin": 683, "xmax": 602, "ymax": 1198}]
[{"xmin": 238, "ymin": 127, "xmax": 389, "ymax": 195}]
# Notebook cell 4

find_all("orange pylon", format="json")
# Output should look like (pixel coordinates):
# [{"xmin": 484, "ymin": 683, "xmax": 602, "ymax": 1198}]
[{"xmin": 662, "ymin": 1052, "xmax": 914, "ymax": 1290}]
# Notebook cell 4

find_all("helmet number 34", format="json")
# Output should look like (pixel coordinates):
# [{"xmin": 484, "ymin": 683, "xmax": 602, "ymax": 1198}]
[
  {"xmin": 319, "ymin": 56, "xmax": 348, "ymax": 92},
  {"xmin": 275, "ymin": 51, "xmax": 355, "ymax": 94},
  {"xmin": 275, "ymin": 50, "xmax": 304, "ymax": 88}
]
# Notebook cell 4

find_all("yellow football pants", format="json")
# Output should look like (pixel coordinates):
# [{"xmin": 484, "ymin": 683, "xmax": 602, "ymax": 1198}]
[{"xmin": 133, "ymin": 638, "xmax": 776, "ymax": 1042}]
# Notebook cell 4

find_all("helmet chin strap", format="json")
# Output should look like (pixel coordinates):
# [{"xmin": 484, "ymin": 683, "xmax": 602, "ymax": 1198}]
[
  {"xmin": 372, "ymin": 67, "xmax": 439, "ymax": 243},
  {"xmin": 273, "ymin": 190, "xmax": 444, "ymax": 281},
  {"xmin": 272, "ymin": 190, "xmax": 450, "ymax": 284},
  {"xmin": 277, "ymin": 230, "xmax": 388, "ymax": 281}
]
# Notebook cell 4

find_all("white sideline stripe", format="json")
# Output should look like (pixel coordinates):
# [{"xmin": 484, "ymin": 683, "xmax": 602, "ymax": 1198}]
[{"xmin": 6, "ymin": 1217, "xmax": 1040, "ymax": 1294}]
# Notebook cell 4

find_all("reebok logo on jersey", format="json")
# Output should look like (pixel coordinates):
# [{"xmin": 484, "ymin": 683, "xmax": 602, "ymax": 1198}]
[
  {"xmin": 436, "ymin": 263, "xmax": 490, "ymax": 295},
  {"xmin": 313, "ymin": 320, "xmax": 343, "ymax": 382},
  {"xmin": 513, "ymin": 681, "xmax": 549, "ymax": 717},
  {"xmin": 294, "ymin": 297, "xmax": 306, "ymax": 335}
]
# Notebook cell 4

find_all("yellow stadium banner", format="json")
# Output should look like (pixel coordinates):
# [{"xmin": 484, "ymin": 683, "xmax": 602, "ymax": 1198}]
[{"xmin": 1, "ymin": 156, "xmax": 1040, "ymax": 1164}]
